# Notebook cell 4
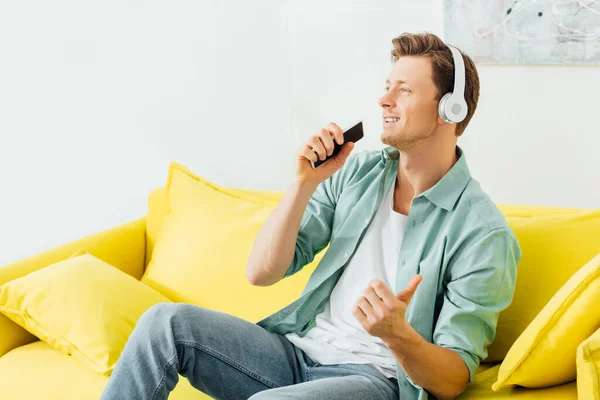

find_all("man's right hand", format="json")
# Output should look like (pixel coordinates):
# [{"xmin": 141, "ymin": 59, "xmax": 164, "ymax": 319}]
[{"xmin": 295, "ymin": 121, "xmax": 355, "ymax": 185}]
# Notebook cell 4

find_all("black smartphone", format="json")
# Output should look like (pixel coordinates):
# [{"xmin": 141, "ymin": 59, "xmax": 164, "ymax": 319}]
[{"xmin": 311, "ymin": 120, "xmax": 364, "ymax": 169}]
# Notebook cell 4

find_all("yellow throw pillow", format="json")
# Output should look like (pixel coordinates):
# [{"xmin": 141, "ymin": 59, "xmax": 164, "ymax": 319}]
[
  {"xmin": 0, "ymin": 250, "xmax": 171, "ymax": 375},
  {"xmin": 492, "ymin": 252, "xmax": 600, "ymax": 390},
  {"xmin": 145, "ymin": 186, "xmax": 282, "ymax": 268},
  {"xmin": 486, "ymin": 209, "xmax": 600, "ymax": 361},
  {"xmin": 141, "ymin": 162, "xmax": 326, "ymax": 323},
  {"xmin": 577, "ymin": 326, "xmax": 600, "ymax": 400}
]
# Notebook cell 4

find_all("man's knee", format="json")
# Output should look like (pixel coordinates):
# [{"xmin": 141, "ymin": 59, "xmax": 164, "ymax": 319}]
[
  {"xmin": 247, "ymin": 389, "xmax": 276, "ymax": 400},
  {"xmin": 136, "ymin": 302, "xmax": 193, "ymax": 333},
  {"xmin": 247, "ymin": 387, "xmax": 302, "ymax": 400}
]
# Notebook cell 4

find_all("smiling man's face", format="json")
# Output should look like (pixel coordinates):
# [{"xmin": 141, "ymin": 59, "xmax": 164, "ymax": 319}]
[{"xmin": 378, "ymin": 56, "xmax": 443, "ymax": 152}]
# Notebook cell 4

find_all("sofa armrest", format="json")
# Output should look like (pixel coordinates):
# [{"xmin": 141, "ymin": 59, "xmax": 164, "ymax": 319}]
[{"xmin": 0, "ymin": 216, "xmax": 147, "ymax": 358}]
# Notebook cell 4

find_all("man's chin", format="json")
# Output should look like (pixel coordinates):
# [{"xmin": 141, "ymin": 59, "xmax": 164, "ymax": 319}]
[
  {"xmin": 381, "ymin": 132, "xmax": 419, "ymax": 152},
  {"xmin": 381, "ymin": 129, "xmax": 399, "ymax": 144},
  {"xmin": 382, "ymin": 130, "xmax": 407, "ymax": 146}
]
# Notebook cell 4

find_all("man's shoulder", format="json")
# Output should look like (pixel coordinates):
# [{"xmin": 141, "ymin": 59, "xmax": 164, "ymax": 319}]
[
  {"xmin": 449, "ymin": 178, "xmax": 522, "ymax": 270},
  {"xmin": 457, "ymin": 177, "xmax": 511, "ymax": 233}
]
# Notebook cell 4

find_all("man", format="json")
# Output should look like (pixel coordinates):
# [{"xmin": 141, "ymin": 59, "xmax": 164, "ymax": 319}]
[{"xmin": 101, "ymin": 32, "xmax": 521, "ymax": 400}]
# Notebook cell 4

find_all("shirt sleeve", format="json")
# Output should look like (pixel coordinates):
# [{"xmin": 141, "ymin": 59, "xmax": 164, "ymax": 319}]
[
  {"xmin": 283, "ymin": 175, "xmax": 336, "ymax": 278},
  {"xmin": 432, "ymin": 227, "xmax": 522, "ymax": 383},
  {"xmin": 283, "ymin": 153, "xmax": 359, "ymax": 279}
]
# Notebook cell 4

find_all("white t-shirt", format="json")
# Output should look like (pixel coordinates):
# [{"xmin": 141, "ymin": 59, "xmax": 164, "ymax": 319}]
[{"xmin": 285, "ymin": 180, "xmax": 409, "ymax": 379}]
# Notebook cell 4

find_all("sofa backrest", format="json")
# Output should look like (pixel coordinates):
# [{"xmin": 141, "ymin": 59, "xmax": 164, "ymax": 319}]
[{"xmin": 144, "ymin": 184, "xmax": 598, "ymax": 362}]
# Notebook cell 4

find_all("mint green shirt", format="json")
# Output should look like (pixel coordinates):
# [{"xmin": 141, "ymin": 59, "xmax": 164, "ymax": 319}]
[{"xmin": 256, "ymin": 145, "xmax": 522, "ymax": 400}]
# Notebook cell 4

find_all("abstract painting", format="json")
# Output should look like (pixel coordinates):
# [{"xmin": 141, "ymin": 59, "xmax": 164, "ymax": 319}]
[{"xmin": 443, "ymin": 0, "xmax": 600, "ymax": 65}]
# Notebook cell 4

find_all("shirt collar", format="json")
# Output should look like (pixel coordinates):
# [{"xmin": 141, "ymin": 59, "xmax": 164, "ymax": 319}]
[{"xmin": 380, "ymin": 144, "xmax": 471, "ymax": 212}]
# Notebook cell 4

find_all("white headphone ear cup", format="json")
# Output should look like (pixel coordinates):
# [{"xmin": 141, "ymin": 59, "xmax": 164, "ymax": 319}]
[
  {"xmin": 439, "ymin": 93, "xmax": 468, "ymax": 123},
  {"xmin": 453, "ymin": 99, "xmax": 468, "ymax": 122},
  {"xmin": 438, "ymin": 93, "xmax": 453, "ymax": 123}
]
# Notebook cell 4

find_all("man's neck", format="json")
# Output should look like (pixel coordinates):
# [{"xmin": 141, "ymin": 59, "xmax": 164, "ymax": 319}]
[{"xmin": 395, "ymin": 140, "xmax": 459, "ymax": 200}]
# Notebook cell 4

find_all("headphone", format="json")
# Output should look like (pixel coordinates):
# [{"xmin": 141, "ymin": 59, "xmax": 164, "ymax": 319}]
[{"xmin": 438, "ymin": 44, "xmax": 468, "ymax": 124}]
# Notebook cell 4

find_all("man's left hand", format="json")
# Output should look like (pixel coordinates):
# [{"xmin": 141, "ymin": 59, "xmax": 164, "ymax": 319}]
[{"xmin": 352, "ymin": 274, "xmax": 423, "ymax": 344}]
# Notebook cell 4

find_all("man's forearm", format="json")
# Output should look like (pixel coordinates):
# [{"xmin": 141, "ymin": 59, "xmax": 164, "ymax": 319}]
[
  {"xmin": 382, "ymin": 325, "xmax": 470, "ymax": 400},
  {"xmin": 246, "ymin": 178, "xmax": 318, "ymax": 286}
]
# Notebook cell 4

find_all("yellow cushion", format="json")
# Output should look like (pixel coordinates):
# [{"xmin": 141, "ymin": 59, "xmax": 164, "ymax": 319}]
[
  {"xmin": 146, "ymin": 187, "xmax": 171, "ymax": 268},
  {"xmin": 0, "ymin": 217, "xmax": 146, "ymax": 359},
  {"xmin": 0, "ymin": 340, "xmax": 210, "ymax": 400},
  {"xmin": 496, "ymin": 203, "xmax": 589, "ymax": 218},
  {"xmin": 145, "ymin": 186, "xmax": 283, "ymax": 268},
  {"xmin": 491, "ymin": 252, "xmax": 600, "ymax": 390},
  {"xmin": 456, "ymin": 363, "xmax": 577, "ymax": 399},
  {"xmin": 0, "ymin": 250, "xmax": 171, "ymax": 375},
  {"xmin": 141, "ymin": 162, "xmax": 325, "ymax": 323},
  {"xmin": 485, "ymin": 209, "xmax": 600, "ymax": 362},
  {"xmin": 577, "ymin": 326, "xmax": 600, "ymax": 400}
]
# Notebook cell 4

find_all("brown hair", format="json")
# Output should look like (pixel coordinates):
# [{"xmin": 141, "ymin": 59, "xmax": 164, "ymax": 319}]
[{"xmin": 390, "ymin": 32, "xmax": 480, "ymax": 137}]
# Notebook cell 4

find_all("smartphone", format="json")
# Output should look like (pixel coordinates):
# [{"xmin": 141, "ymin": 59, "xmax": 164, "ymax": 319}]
[{"xmin": 311, "ymin": 120, "xmax": 364, "ymax": 169}]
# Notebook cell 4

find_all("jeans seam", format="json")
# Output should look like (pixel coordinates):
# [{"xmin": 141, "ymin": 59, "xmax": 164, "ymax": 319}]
[
  {"xmin": 314, "ymin": 364, "xmax": 398, "ymax": 394},
  {"xmin": 151, "ymin": 355, "xmax": 178, "ymax": 400},
  {"xmin": 176, "ymin": 340, "xmax": 280, "ymax": 389}
]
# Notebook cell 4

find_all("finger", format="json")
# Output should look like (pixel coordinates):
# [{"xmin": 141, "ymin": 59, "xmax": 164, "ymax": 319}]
[
  {"xmin": 397, "ymin": 276, "xmax": 422, "ymax": 304},
  {"xmin": 300, "ymin": 144, "xmax": 318, "ymax": 163},
  {"xmin": 358, "ymin": 296, "xmax": 374, "ymax": 316},
  {"xmin": 363, "ymin": 286, "xmax": 385, "ymax": 311},
  {"xmin": 300, "ymin": 143, "xmax": 318, "ymax": 162},
  {"xmin": 369, "ymin": 280, "xmax": 395, "ymax": 309},
  {"xmin": 353, "ymin": 303, "xmax": 368, "ymax": 322},
  {"xmin": 308, "ymin": 135, "xmax": 327, "ymax": 160},
  {"xmin": 319, "ymin": 128, "xmax": 336, "ymax": 156},
  {"xmin": 406, "ymin": 274, "xmax": 423, "ymax": 292},
  {"xmin": 396, "ymin": 289, "xmax": 414, "ymax": 304},
  {"xmin": 332, "ymin": 142, "xmax": 354, "ymax": 166},
  {"xmin": 341, "ymin": 141, "xmax": 354, "ymax": 155},
  {"xmin": 327, "ymin": 122, "xmax": 344, "ymax": 145}
]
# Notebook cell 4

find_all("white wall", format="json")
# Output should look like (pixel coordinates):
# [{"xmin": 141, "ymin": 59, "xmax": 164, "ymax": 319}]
[{"xmin": 1, "ymin": 0, "xmax": 598, "ymax": 266}]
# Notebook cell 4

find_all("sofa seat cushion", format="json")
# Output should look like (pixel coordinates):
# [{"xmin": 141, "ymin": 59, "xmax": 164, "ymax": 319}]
[
  {"xmin": 0, "ymin": 341, "xmax": 575, "ymax": 400},
  {"xmin": 456, "ymin": 364, "xmax": 577, "ymax": 399},
  {"xmin": 0, "ymin": 341, "xmax": 211, "ymax": 400}
]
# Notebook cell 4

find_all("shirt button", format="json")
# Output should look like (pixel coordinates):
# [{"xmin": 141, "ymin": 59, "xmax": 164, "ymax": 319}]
[
  {"xmin": 400, "ymin": 260, "xmax": 405, "ymax": 266},
  {"xmin": 343, "ymin": 252, "xmax": 349, "ymax": 258},
  {"xmin": 412, "ymin": 220, "xmax": 416, "ymax": 227},
  {"xmin": 364, "ymin": 218, "xmax": 369, "ymax": 224}
]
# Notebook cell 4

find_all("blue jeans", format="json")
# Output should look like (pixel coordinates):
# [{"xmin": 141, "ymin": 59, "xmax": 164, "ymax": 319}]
[{"xmin": 100, "ymin": 303, "xmax": 400, "ymax": 400}]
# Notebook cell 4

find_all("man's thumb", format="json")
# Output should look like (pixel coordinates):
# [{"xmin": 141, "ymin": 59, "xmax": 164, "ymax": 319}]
[
  {"xmin": 396, "ymin": 289, "xmax": 415, "ymax": 304},
  {"xmin": 396, "ymin": 275, "xmax": 422, "ymax": 304},
  {"xmin": 332, "ymin": 142, "xmax": 355, "ymax": 169},
  {"xmin": 340, "ymin": 142, "xmax": 354, "ymax": 159}
]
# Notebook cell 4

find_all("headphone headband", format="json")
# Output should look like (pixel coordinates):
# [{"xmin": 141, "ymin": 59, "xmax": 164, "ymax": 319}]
[
  {"xmin": 447, "ymin": 45, "xmax": 465, "ymax": 102},
  {"xmin": 438, "ymin": 43, "xmax": 468, "ymax": 124}
]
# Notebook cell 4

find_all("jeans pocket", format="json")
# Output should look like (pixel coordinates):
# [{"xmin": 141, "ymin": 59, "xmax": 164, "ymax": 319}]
[{"xmin": 301, "ymin": 350, "xmax": 320, "ymax": 367}]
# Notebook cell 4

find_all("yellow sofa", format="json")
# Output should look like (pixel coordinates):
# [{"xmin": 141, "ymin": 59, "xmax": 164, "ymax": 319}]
[{"xmin": 0, "ymin": 184, "xmax": 589, "ymax": 400}]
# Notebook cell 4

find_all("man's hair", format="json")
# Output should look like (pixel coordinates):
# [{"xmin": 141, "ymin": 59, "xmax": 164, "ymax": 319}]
[{"xmin": 390, "ymin": 32, "xmax": 480, "ymax": 137}]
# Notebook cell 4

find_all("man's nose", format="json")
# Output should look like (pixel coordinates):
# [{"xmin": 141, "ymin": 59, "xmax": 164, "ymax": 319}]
[{"xmin": 378, "ymin": 93, "xmax": 394, "ymax": 108}]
